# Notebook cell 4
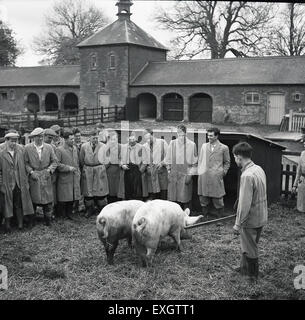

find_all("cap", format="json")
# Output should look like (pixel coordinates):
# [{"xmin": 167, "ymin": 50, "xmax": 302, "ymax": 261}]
[
  {"xmin": 30, "ymin": 127, "xmax": 44, "ymax": 137},
  {"xmin": 44, "ymin": 128, "xmax": 57, "ymax": 137}
]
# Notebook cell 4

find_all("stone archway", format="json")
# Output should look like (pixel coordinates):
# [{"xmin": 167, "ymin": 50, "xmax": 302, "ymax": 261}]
[
  {"xmin": 137, "ymin": 93, "xmax": 157, "ymax": 119},
  {"xmin": 63, "ymin": 92, "xmax": 78, "ymax": 112},
  {"xmin": 45, "ymin": 93, "xmax": 59, "ymax": 111},
  {"xmin": 162, "ymin": 93, "xmax": 183, "ymax": 121},
  {"xmin": 26, "ymin": 93, "xmax": 40, "ymax": 113},
  {"xmin": 189, "ymin": 93, "xmax": 213, "ymax": 123}
]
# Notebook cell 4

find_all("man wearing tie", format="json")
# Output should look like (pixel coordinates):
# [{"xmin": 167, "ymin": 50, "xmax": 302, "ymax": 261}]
[{"xmin": 197, "ymin": 127, "xmax": 230, "ymax": 218}]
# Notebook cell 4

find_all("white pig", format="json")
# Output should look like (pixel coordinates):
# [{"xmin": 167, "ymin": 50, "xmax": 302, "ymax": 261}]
[
  {"xmin": 132, "ymin": 200, "xmax": 203, "ymax": 267},
  {"xmin": 96, "ymin": 200, "xmax": 144, "ymax": 265}
]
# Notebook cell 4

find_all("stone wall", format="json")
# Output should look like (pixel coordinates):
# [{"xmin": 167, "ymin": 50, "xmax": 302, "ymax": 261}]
[{"xmin": 0, "ymin": 86, "xmax": 79, "ymax": 113}]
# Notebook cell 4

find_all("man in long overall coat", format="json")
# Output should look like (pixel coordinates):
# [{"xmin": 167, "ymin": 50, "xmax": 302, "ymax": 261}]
[
  {"xmin": 24, "ymin": 127, "xmax": 58, "ymax": 226},
  {"xmin": 232, "ymin": 142, "xmax": 268, "ymax": 283},
  {"xmin": 56, "ymin": 130, "xmax": 81, "ymax": 219},
  {"xmin": 164, "ymin": 124, "xmax": 197, "ymax": 209},
  {"xmin": 79, "ymin": 129, "xmax": 109, "ymax": 218},
  {"xmin": 198, "ymin": 127, "xmax": 230, "ymax": 218},
  {"xmin": 142, "ymin": 128, "xmax": 168, "ymax": 200},
  {"xmin": 0, "ymin": 132, "xmax": 34, "ymax": 232}
]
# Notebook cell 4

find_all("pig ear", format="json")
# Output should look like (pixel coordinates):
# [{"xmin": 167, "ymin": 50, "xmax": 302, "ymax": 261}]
[
  {"xmin": 184, "ymin": 208, "xmax": 190, "ymax": 216},
  {"xmin": 98, "ymin": 218, "xmax": 106, "ymax": 225}
]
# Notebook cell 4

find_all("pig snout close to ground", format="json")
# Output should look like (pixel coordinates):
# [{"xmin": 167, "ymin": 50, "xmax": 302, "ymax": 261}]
[
  {"xmin": 96, "ymin": 200, "xmax": 144, "ymax": 265},
  {"xmin": 132, "ymin": 200, "xmax": 203, "ymax": 267}
]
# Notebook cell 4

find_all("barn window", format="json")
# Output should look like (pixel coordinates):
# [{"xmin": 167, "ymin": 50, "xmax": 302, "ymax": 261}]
[
  {"xmin": 10, "ymin": 89, "xmax": 15, "ymax": 100},
  {"xmin": 91, "ymin": 54, "xmax": 97, "ymax": 70},
  {"xmin": 292, "ymin": 92, "xmax": 302, "ymax": 102},
  {"xmin": 109, "ymin": 54, "xmax": 116, "ymax": 69},
  {"xmin": 245, "ymin": 92, "xmax": 260, "ymax": 104},
  {"xmin": 1, "ymin": 92, "xmax": 7, "ymax": 100}
]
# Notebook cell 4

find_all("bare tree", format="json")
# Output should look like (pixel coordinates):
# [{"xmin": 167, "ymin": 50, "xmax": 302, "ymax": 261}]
[
  {"xmin": 34, "ymin": 0, "xmax": 110, "ymax": 65},
  {"xmin": 155, "ymin": 1, "xmax": 274, "ymax": 59},
  {"xmin": 0, "ymin": 20, "xmax": 22, "ymax": 66},
  {"xmin": 268, "ymin": 3, "xmax": 305, "ymax": 56}
]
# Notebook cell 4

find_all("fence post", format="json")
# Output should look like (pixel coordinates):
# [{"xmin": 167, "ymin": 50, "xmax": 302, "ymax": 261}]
[
  {"xmin": 114, "ymin": 105, "xmax": 118, "ymax": 121},
  {"xmin": 101, "ymin": 107, "xmax": 104, "ymax": 123},
  {"xmin": 288, "ymin": 109, "xmax": 293, "ymax": 132},
  {"xmin": 84, "ymin": 108, "xmax": 87, "ymax": 126}
]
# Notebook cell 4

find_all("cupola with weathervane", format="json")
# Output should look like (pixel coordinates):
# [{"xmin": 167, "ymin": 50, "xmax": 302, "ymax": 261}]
[
  {"xmin": 77, "ymin": 0, "xmax": 168, "ymax": 111},
  {"xmin": 116, "ymin": 0, "xmax": 133, "ymax": 20}
]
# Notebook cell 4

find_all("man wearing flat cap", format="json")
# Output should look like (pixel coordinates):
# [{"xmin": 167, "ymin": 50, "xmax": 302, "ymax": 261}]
[
  {"xmin": 50, "ymin": 124, "xmax": 64, "ymax": 148},
  {"xmin": 0, "ymin": 132, "xmax": 34, "ymax": 232},
  {"xmin": 24, "ymin": 127, "xmax": 58, "ymax": 226}
]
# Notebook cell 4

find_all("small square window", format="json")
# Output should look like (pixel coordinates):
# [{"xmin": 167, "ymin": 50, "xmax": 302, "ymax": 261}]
[
  {"xmin": 293, "ymin": 92, "xmax": 301, "ymax": 102},
  {"xmin": 100, "ymin": 81, "xmax": 106, "ymax": 89},
  {"xmin": 1, "ymin": 92, "xmax": 7, "ymax": 100},
  {"xmin": 245, "ymin": 92, "xmax": 260, "ymax": 104}
]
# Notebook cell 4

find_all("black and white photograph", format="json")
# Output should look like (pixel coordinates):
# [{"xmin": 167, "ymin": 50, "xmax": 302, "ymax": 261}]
[{"xmin": 0, "ymin": 0, "xmax": 305, "ymax": 305}]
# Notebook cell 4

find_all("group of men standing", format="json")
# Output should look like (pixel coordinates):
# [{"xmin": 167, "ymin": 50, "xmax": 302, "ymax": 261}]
[{"xmin": 0, "ymin": 123, "xmax": 268, "ymax": 282}]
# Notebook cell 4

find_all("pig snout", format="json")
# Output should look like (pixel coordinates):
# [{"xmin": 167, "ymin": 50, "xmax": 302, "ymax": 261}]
[
  {"xmin": 97, "ymin": 217, "xmax": 108, "ymax": 238},
  {"xmin": 185, "ymin": 215, "xmax": 203, "ymax": 226}
]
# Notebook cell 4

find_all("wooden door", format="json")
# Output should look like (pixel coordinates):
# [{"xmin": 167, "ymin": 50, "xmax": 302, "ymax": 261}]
[
  {"xmin": 163, "ymin": 94, "xmax": 183, "ymax": 121},
  {"xmin": 268, "ymin": 93, "xmax": 285, "ymax": 125},
  {"xmin": 190, "ymin": 95, "xmax": 212, "ymax": 122},
  {"xmin": 125, "ymin": 97, "xmax": 139, "ymax": 121}
]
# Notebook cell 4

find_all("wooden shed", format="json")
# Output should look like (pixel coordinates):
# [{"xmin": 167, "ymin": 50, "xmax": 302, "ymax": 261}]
[{"xmin": 118, "ymin": 129, "xmax": 285, "ymax": 211}]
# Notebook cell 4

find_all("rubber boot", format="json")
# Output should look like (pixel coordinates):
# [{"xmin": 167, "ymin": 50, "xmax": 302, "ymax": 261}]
[
  {"xmin": 4, "ymin": 218, "xmax": 11, "ymax": 233},
  {"xmin": 43, "ymin": 205, "xmax": 53, "ymax": 227},
  {"xmin": 201, "ymin": 206, "xmax": 209, "ymax": 220},
  {"xmin": 234, "ymin": 253, "xmax": 248, "ymax": 274},
  {"xmin": 15, "ymin": 207, "xmax": 23, "ymax": 230},
  {"xmin": 84, "ymin": 200, "xmax": 95, "ymax": 218},
  {"xmin": 246, "ymin": 257, "xmax": 259, "ymax": 283},
  {"xmin": 64, "ymin": 202, "xmax": 74, "ymax": 220},
  {"xmin": 216, "ymin": 207, "xmax": 225, "ymax": 218}
]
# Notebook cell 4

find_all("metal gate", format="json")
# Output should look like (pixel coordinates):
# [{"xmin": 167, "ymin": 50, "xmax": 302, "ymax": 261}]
[
  {"xmin": 189, "ymin": 94, "xmax": 212, "ymax": 122},
  {"xmin": 163, "ymin": 93, "xmax": 183, "ymax": 121}
]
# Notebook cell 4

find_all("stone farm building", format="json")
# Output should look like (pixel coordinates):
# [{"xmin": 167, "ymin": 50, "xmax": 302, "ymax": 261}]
[{"xmin": 1, "ymin": 0, "xmax": 305, "ymax": 125}]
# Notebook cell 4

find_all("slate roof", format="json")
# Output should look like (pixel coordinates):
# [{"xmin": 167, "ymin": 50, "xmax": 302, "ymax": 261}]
[
  {"xmin": 0, "ymin": 65, "xmax": 80, "ymax": 87},
  {"xmin": 77, "ymin": 19, "xmax": 168, "ymax": 51},
  {"xmin": 131, "ymin": 56, "xmax": 305, "ymax": 86}
]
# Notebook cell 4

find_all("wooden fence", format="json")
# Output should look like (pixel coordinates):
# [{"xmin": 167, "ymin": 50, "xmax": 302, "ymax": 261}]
[
  {"xmin": 0, "ymin": 105, "xmax": 125, "ymax": 131},
  {"xmin": 288, "ymin": 110, "xmax": 305, "ymax": 132},
  {"xmin": 281, "ymin": 163, "xmax": 297, "ymax": 197}
]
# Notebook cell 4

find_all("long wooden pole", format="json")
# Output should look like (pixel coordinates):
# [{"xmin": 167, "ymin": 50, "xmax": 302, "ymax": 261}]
[{"xmin": 185, "ymin": 214, "xmax": 236, "ymax": 230}]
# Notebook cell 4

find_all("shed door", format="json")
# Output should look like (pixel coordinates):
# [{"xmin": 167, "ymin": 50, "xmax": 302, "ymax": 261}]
[
  {"xmin": 267, "ymin": 94, "xmax": 285, "ymax": 125},
  {"xmin": 189, "ymin": 94, "xmax": 212, "ymax": 122},
  {"xmin": 163, "ymin": 94, "xmax": 183, "ymax": 121},
  {"xmin": 99, "ymin": 94, "xmax": 110, "ymax": 120},
  {"xmin": 125, "ymin": 97, "xmax": 139, "ymax": 121}
]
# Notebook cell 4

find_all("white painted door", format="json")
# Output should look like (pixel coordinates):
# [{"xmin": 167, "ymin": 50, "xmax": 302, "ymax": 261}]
[
  {"xmin": 99, "ymin": 94, "xmax": 110, "ymax": 120},
  {"xmin": 267, "ymin": 93, "xmax": 285, "ymax": 125}
]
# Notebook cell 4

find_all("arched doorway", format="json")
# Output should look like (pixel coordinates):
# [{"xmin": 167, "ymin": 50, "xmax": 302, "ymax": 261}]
[
  {"xmin": 26, "ymin": 93, "xmax": 40, "ymax": 113},
  {"xmin": 63, "ymin": 93, "xmax": 78, "ymax": 113},
  {"xmin": 162, "ymin": 93, "xmax": 183, "ymax": 121},
  {"xmin": 189, "ymin": 93, "xmax": 212, "ymax": 123},
  {"xmin": 138, "ymin": 93, "xmax": 157, "ymax": 119},
  {"xmin": 45, "ymin": 93, "xmax": 59, "ymax": 111}
]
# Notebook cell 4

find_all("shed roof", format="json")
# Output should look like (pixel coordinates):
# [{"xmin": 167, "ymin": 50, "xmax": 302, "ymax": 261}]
[
  {"xmin": 0, "ymin": 65, "xmax": 80, "ymax": 87},
  {"xmin": 77, "ymin": 19, "xmax": 168, "ymax": 51},
  {"xmin": 131, "ymin": 56, "xmax": 305, "ymax": 86}
]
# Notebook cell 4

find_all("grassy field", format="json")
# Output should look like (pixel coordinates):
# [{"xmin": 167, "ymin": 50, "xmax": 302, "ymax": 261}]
[{"xmin": 0, "ymin": 203, "xmax": 305, "ymax": 300}]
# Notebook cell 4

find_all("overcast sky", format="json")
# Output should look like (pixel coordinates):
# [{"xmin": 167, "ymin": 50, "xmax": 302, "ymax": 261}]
[{"xmin": 0, "ymin": 0, "xmax": 175, "ymax": 66}]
